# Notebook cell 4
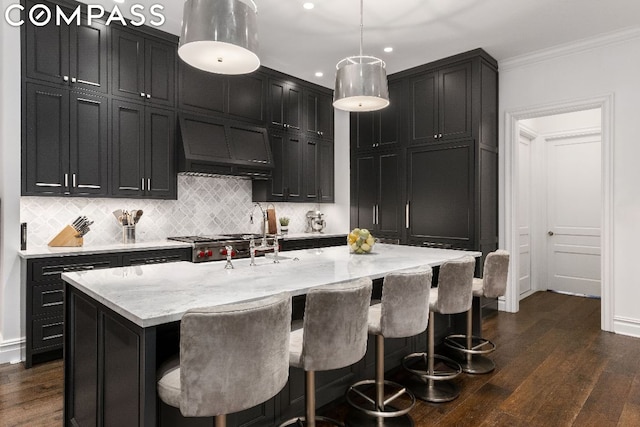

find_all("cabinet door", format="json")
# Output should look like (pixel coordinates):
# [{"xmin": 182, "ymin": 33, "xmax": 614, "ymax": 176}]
[
  {"xmin": 24, "ymin": 83, "xmax": 70, "ymax": 195},
  {"xmin": 304, "ymin": 90, "xmax": 333, "ymax": 139},
  {"xmin": 69, "ymin": 90, "xmax": 108, "ymax": 195},
  {"xmin": 145, "ymin": 38, "xmax": 176, "ymax": 107},
  {"xmin": 178, "ymin": 60, "xmax": 225, "ymax": 114},
  {"xmin": 377, "ymin": 152, "xmax": 402, "ymax": 236},
  {"xmin": 379, "ymin": 79, "xmax": 403, "ymax": 149},
  {"xmin": 228, "ymin": 72, "xmax": 266, "ymax": 122},
  {"xmin": 318, "ymin": 139, "xmax": 334, "ymax": 203},
  {"xmin": 269, "ymin": 79, "xmax": 302, "ymax": 131},
  {"xmin": 407, "ymin": 143, "xmax": 474, "ymax": 247},
  {"xmin": 25, "ymin": 2, "xmax": 70, "ymax": 86},
  {"xmin": 70, "ymin": 20, "xmax": 108, "ymax": 93},
  {"xmin": 303, "ymin": 139, "xmax": 318, "ymax": 201},
  {"xmin": 352, "ymin": 155, "xmax": 376, "ymax": 231},
  {"xmin": 111, "ymin": 100, "xmax": 145, "ymax": 197},
  {"xmin": 409, "ymin": 72, "xmax": 438, "ymax": 145},
  {"xmin": 111, "ymin": 28, "xmax": 145, "ymax": 101},
  {"xmin": 145, "ymin": 107, "xmax": 176, "ymax": 199},
  {"xmin": 284, "ymin": 134, "xmax": 303, "ymax": 201},
  {"xmin": 439, "ymin": 62, "xmax": 472, "ymax": 141},
  {"xmin": 267, "ymin": 132, "xmax": 286, "ymax": 201},
  {"xmin": 351, "ymin": 112, "xmax": 376, "ymax": 152}
]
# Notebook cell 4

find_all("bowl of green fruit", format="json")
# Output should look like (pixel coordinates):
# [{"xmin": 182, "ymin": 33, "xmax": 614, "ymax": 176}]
[{"xmin": 348, "ymin": 228, "xmax": 375, "ymax": 254}]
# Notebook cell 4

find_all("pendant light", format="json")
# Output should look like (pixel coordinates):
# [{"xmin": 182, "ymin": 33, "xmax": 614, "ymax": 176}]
[
  {"xmin": 179, "ymin": 0, "xmax": 260, "ymax": 75},
  {"xmin": 333, "ymin": 0, "xmax": 389, "ymax": 112}
]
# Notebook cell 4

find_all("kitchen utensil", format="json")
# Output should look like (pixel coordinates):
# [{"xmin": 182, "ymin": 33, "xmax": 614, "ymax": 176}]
[
  {"xmin": 306, "ymin": 210, "xmax": 326, "ymax": 233},
  {"xmin": 134, "ymin": 209, "xmax": 143, "ymax": 224},
  {"xmin": 113, "ymin": 210, "xmax": 124, "ymax": 223}
]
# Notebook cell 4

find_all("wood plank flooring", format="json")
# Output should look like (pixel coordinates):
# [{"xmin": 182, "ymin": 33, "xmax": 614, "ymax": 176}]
[{"xmin": 1, "ymin": 291, "xmax": 640, "ymax": 426}]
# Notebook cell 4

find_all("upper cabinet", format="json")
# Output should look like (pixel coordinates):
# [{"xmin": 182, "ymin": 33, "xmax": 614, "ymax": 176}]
[
  {"xmin": 178, "ymin": 61, "xmax": 266, "ymax": 123},
  {"xmin": 409, "ymin": 61, "xmax": 472, "ymax": 145},
  {"xmin": 25, "ymin": 1, "xmax": 108, "ymax": 93},
  {"xmin": 268, "ymin": 78, "xmax": 302, "ymax": 131},
  {"xmin": 350, "ymin": 79, "xmax": 403, "ymax": 153},
  {"xmin": 111, "ymin": 27, "xmax": 176, "ymax": 107},
  {"xmin": 304, "ymin": 89, "xmax": 333, "ymax": 139}
]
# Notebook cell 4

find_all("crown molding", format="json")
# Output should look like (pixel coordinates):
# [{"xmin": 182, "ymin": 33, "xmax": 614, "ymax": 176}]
[{"xmin": 499, "ymin": 26, "xmax": 640, "ymax": 71}]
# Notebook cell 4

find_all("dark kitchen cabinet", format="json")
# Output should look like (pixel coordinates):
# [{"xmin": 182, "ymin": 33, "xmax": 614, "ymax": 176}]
[
  {"xmin": 265, "ymin": 131, "xmax": 303, "ymax": 202},
  {"xmin": 302, "ymin": 137, "xmax": 334, "ymax": 203},
  {"xmin": 111, "ymin": 27, "xmax": 176, "ymax": 107},
  {"xmin": 24, "ymin": 247, "xmax": 190, "ymax": 368},
  {"xmin": 178, "ymin": 61, "xmax": 266, "ymax": 123},
  {"xmin": 350, "ymin": 79, "xmax": 403, "ymax": 152},
  {"xmin": 268, "ymin": 78, "xmax": 303, "ymax": 131},
  {"xmin": 351, "ymin": 151, "xmax": 403, "ymax": 239},
  {"xmin": 23, "ymin": 83, "xmax": 109, "ymax": 196},
  {"xmin": 25, "ymin": 1, "xmax": 108, "ymax": 94},
  {"xmin": 111, "ymin": 100, "xmax": 176, "ymax": 199},
  {"xmin": 304, "ymin": 89, "xmax": 333, "ymax": 139},
  {"xmin": 409, "ymin": 61, "xmax": 472, "ymax": 145}
]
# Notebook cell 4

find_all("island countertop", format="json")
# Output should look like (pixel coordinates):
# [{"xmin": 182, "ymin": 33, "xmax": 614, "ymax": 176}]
[{"xmin": 61, "ymin": 244, "xmax": 480, "ymax": 328}]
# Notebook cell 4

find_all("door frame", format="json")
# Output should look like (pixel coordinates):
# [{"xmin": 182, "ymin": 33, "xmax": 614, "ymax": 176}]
[{"xmin": 503, "ymin": 94, "xmax": 614, "ymax": 332}]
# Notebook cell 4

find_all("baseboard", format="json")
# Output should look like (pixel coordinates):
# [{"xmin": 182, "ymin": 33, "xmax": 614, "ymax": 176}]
[
  {"xmin": 613, "ymin": 316, "xmax": 640, "ymax": 338},
  {"xmin": 0, "ymin": 337, "xmax": 25, "ymax": 365}
]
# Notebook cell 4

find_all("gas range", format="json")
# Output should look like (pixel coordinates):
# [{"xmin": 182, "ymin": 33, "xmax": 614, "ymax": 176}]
[{"xmin": 167, "ymin": 234, "xmax": 262, "ymax": 263}]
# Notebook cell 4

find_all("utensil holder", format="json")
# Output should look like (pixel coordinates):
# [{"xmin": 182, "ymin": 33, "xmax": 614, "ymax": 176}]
[{"xmin": 122, "ymin": 225, "xmax": 136, "ymax": 244}]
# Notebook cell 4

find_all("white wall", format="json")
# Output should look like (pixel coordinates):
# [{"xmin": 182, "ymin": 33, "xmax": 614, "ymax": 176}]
[
  {"xmin": 0, "ymin": 0, "xmax": 23, "ymax": 363},
  {"xmin": 499, "ymin": 30, "xmax": 640, "ymax": 337}
]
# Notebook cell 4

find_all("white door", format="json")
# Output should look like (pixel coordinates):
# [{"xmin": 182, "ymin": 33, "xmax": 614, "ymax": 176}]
[
  {"xmin": 518, "ymin": 132, "xmax": 533, "ymax": 298},
  {"xmin": 546, "ymin": 133, "xmax": 601, "ymax": 296}
]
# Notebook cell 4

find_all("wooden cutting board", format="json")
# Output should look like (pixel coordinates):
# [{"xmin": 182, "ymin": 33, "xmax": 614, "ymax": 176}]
[{"xmin": 267, "ymin": 208, "xmax": 277, "ymax": 234}]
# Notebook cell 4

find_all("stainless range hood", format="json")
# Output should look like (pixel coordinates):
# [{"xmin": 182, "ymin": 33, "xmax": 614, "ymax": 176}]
[{"xmin": 178, "ymin": 113, "xmax": 273, "ymax": 178}]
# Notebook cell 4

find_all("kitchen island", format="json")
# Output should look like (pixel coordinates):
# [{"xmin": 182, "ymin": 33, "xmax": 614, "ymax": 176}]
[{"xmin": 62, "ymin": 244, "xmax": 480, "ymax": 427}]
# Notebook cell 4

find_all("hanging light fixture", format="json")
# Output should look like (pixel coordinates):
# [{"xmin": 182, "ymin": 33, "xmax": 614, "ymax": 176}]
[
  {"xmin": 179, "ymin": 0, "xmax": 260, "ymax": 75},
  {"xmin": 333, "ymin": 0, "xmax": 389, "ymax": 112}
]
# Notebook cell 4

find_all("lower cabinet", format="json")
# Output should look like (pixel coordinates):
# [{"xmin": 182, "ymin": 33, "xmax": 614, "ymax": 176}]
[
  {"xmin": 24, "ymin": 248, "xmax": 190, "ymax": 368},
  {"xmin": 280, "ymin": 235, "xmax": 346, "ymax": 252}
]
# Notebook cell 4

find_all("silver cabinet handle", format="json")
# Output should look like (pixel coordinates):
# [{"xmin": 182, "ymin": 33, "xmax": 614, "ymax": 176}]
[
  {"xmin": 71, "ymin": 77, "xmax": 77, "ymax": 83},
  {"xmin": 438, "ymin": 133, "xmax": 443, "ymax": 138},
  {"xmin": 140, "ymin": 92, "xmax": 146, "ymax": 97},
  {"xmin": 372, "ymin": 205, "xmax": 376, "ymax": 225},
  {"xmin": 376, "ymin": 204, "xmax": 379, "ymax": 225},
  {"xmin": 72, "ymin": 173, "xmax": 76, "ymax": 187},
  {"xmin": 405, "ymin": 202, "xmax": 410, "ymax": 228},
  {"xmin": 147, "ymin": 178, "xmax": 151, "ymax": 191},
  {"xmin": 141, "ymin": 178, "xmax": 145, "ymax": 191},
  {"xmin": 63, "ymin": 76, "xmax": 69, "ymax": 82},
  {"xmin": 146, "ymin": 94, "xmax": 151, "ymax": 99},
  {"xmin": 433, "ymin": 134, "xmax": 438, "ymax": 139},
  {"xmin": 64, "ymin": 173, "xmax": 69, "ymax": 188}
]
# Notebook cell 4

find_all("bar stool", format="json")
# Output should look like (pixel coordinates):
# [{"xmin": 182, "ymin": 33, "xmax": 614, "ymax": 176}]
[
  {"xmin": 157, "ymin": 293, "xmax": 292, "ymax": 427},
  {"xmin": 444, "ymin": 250, "xmax": 510, "ymax": 374},
  {"xmin": 280, "ymin": 277, "xmax": 373, "ymax": 427},
  {"xmin": 345, "ymin": 266, "xmax": 432, "ymax": 427},
  {"xmin": 402, "ymin": 256, "xmax": 475, "ymax": 403}
]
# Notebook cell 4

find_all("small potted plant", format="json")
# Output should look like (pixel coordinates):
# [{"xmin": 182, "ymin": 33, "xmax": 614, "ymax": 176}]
[{"xmin": 279, "ymin": 217, "xmax": 290, "ymax": 234}]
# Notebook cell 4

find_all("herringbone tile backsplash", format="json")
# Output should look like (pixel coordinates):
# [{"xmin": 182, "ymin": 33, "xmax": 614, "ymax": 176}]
[{"xmin": 21, "ymin": 175, "xmax": 321, "ymax": 247}]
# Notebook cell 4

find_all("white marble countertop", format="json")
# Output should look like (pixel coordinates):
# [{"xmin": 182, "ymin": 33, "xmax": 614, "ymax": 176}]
[
  {"xmin": 62, "ymin": 244, "xmax": 480, "ymax": 328},
  {"xmin": 18, "ymin": 240, "xmax": 193, "ymax": 259}
]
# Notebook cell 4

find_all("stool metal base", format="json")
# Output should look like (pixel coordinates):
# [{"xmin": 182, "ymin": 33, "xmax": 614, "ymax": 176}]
[
  {"xmin": 457, "ymin": 354, "xmax": 496, "ymax": 374},
  {"xmin": 279, "ymin": 415, "xmax": 344, "ymax": 427},
  {"xmin": 345, "ymin": 408, "xmax": 414, "ymax": 427},
  {"xmin": 346, "ymin": 379, "xmax": 416, "ymax": 418},
  {"xmin": 407, "ymin": 376, "xmax": 460, "ymax": 403}
]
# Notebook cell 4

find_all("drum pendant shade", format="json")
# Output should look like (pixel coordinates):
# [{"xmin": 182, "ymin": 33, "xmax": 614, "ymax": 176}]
[{"xmin": 179, "ymin": 0, "xmax": 260, "ymax": 75}]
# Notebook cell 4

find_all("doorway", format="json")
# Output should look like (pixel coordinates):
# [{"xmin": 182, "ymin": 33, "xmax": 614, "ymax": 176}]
[
  {"xmin": 519, "ymin": 110, "xmax": 602, "ymax": 299},
  {"xmin": 503, "ymin": 95, "xmax": 614, "ymax": 332}
]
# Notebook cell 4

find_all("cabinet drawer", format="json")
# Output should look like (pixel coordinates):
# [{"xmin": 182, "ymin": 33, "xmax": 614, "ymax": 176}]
[
  {"xmin": 121, "ymin": 248, "xmax": 190, "ymax": 266},
  {"xmin": 32, "ymin": 282, "xmax": 64, "ymax": 317},
  {"xmin": 32, "ymin": 316, "xmax": 64, "ymax": 351},
  {"xmin": 30, "ymin": 255, "xmax": 119, "ymax": 283}
]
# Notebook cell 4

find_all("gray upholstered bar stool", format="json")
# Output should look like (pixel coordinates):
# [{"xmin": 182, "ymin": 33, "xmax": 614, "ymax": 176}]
[
  {"xmin": 402, "ymin": 256, "xmax": 476, "ymax": 403},
  {"xmin": 345, "ymin": 266, "xmax": 432, "ymax": 427},
  {"xmin": 279, "ymin": 277, "xmax": 373, "ymax": 427},
  {"xmin": 444, "ymin": 250, "xmax": 510, "ymax": 374},
  {"xmin": 157, "ymin": 293, "xmax": 292, "ymax": 427}
]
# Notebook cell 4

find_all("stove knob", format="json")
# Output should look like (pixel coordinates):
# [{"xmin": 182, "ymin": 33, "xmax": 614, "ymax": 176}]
[
  {"xmin": 197, "ymin": 250, "xmax": 205, "ymax": 258},
  {"xmin": 220, "ymin": 248, "xmax": 226, "ymax": 256},
  {"xmin": 206, "ymin": 250, "xmax": 213, "ymax": 257}
]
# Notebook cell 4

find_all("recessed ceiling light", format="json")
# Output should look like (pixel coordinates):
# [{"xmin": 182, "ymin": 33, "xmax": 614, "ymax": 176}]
[
  {"xmin": 113, "ymin": 0, "xmax": 124, "ymax": 3},
  {"xmin": 303, "ymin": 3, "xmax": 315, "ymax": 10},
  {"xmin": 315, "ymin": 71, "xmax": 324, "ymax": 77},
  {"xmin": 384, "ymin": 47, "xmax": 394, "ymax": 53}
]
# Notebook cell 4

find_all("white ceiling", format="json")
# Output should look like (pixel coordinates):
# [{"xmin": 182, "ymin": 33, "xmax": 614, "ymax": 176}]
[{"xmin": 84, "ymin": 0, "xmax": 640, "ymax": 88}]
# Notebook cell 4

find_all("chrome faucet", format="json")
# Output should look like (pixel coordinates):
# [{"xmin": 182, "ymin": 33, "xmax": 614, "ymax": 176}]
[
  {"xmin": 249, "ymin": 234, "xmax": 280, "ymax": 266},
  {"xmin": 249, "ymin": 202, "xmax": 268, "ymax": 246}
]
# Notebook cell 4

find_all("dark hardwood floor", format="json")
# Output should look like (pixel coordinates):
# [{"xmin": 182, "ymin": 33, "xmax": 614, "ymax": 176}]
[{"xmin": 1, "ymin": 291, "xmax": 640, "ymax": 426}]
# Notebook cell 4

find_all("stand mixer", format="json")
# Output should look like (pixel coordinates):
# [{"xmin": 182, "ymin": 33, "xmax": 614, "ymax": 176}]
[{"xmin": 305, "ymin": 210, "xmax": 326, "ymax": 233}]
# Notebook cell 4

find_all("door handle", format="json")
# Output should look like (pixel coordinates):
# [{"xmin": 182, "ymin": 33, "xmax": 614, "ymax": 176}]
[{"xmin": 548, "ymin": 231, "xmax": 554, "ymax": 236}]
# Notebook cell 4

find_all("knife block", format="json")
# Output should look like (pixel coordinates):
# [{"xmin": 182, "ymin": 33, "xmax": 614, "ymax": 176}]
[{"xmin": 48, "ymin": 225, "xmax": 83, "ymax": 247}]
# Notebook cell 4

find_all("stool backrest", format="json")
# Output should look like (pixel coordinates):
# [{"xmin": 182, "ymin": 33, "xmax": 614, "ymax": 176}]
[
  {"xmin": 300, "ymin": 277, "xmax": 373, "ymax": 371},
  {"xmin": 482, "ymin": 250, "xmax": 510, "ymax": 298},
  {"xmin": 179, "ymin": 293, "xmax": 292, "ymax": 417},
  {"xmin": 381, "ymin": 266, "xmax": 432, "ymax": 338},
  {"xmin": 433, "ymin": 256, "xmax": 476, "ymax": 314}
]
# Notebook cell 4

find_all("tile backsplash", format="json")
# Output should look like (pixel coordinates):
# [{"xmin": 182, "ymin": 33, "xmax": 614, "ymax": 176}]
[{"xmin": 21, "ymin": 174, "xmax": 323, "ymax": 247}]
